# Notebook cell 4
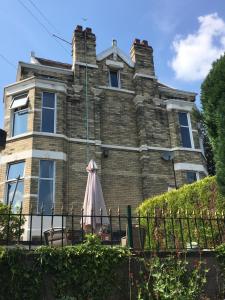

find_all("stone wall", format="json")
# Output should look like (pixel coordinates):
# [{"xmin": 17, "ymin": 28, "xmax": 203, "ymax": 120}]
[{"xmin": 0, "ymin": 26, "xmax": 207, "ymax": 216}]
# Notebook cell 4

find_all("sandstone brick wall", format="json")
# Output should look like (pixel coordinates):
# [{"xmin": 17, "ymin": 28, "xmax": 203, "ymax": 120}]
[{"xmin": 0, "ymin": 26, "xmax": 207, "ymax": 217}]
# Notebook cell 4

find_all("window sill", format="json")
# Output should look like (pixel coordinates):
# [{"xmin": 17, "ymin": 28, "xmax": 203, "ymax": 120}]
[{"xmin": 98, "ymin": 85, "xmax": 135, "ymax": 94}]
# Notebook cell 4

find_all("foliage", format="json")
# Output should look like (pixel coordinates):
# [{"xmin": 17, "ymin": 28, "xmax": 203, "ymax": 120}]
[
  {"xmin": 0, "ymin": 202, "xmax": 25, "ymax": 241},
  {"xmin": 135, "ymin": 256, "xmax": 208, "ymax": 300},
  {"xmin": 138, "ymin": 176, "xmax": 223, "ymax": 216},
  {"xmin": 0, "ymin": 247, "xmax": 40, "ymax": 300},
  {"xmin": 192, "ymin": 109, "xmax": 216, "ymax": 176},
  {"xmin": 215, "ymin": 243, "xmax": 225, "ymax": 298},
  {"xmin": 201, "ymin": 53, "xmax": 225, "ymax": 194},
  {"xmin": 138, "ymin": 177, "xmax": 224, "ymax": 250},
  {"xmin": 0, "ymin": 235, "xmax": 129, "ymax": 300}
]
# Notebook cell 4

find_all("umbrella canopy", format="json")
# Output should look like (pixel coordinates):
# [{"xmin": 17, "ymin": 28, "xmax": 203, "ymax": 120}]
[{"xmin": 81, "ymin": 159, "xmax": 109, "ymax": 232}]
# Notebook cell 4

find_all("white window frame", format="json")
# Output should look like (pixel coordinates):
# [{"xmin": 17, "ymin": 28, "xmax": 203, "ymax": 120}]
[
  {"xmin": 179, "ymin": 112, "xmax": 195, "ymax": 149},
  {"xmin": 108, "ymin": 69, "xmax": 121, "ymax": 88},
  {"xmin": 10, "ymin": 94, "xmax": 28, "ymax": 110},
  {"xmin": 5, "ymin": 161, "xmax": 25, "ymax": 209},
  {"xmin": 10, "ymin": 93, "xmax": 29, "ymax": 137},
  {"xmin": 37, "ymin": 160, "xmax": 55, "ymax": 214},
  {"xmin": 40, "ymin": 92, "xmax": 57, "ymax": 133}
]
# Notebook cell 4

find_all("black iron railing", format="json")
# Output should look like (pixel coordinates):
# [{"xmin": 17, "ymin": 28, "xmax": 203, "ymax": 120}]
[{"xmin": 0, "ymin": 205, "xmax": 224, "ymax": 251}]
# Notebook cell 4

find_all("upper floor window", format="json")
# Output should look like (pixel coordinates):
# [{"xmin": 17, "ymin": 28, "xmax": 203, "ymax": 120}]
[
  {"xmin": 10, "ymin": 94, "xmax": 29, "ymax": 137},
  {"xmin": 109, "ymin": 70, "xmax": 120, "ymax": 88},
  {"xmin": 38, "ymin": 160, "xmax": 55, "ymax": 214},
  {"xmin": 5, "ymin": 161, "xmax": 25, "ymax": 212},
  {"xmin": 41, "ymin": 92, "xmax": 56, "ymax": 133},
  {"xmin": 178, "ymin": 112, "xmax": 194, "ymax": 148}
]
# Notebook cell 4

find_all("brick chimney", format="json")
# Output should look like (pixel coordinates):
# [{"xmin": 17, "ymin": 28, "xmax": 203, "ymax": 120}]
[
  {"xmin": 72, "ymin": 25, "xmax": 96, "ymax": 67},
  {"xmin": 130, "ymin": 39, "xmax": 155, "ymax": 77}
]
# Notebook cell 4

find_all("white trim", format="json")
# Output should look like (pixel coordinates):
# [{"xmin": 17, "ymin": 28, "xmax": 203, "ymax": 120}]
[
  {"xmin": 75, "ymin": 62, "xmax": 98, "ymax": 69},
  {"xmin": 106, "ymin": 60, "xmax": 124, "ymax": 69},
  {"xmin": 133, "ymin": 73, "xmax": 157, "ymax": 80},
  {"xmin": 174, "ymin": 163, "xmax": 208, "ymax": 175},
  {"xmin": 24, "ymin": 194, "xmax": 38, "ymax": 198},
  {"xmin": 25, "ymin": 176, "xmax": 39, "ymax": 180},
  {"xmin": 97, "ymin": 46, "xmax": 134, "ymax": 68},
  {"xmin": 0, "ymin": 150, "xmax": 67, "ymax": 164},
  {"xmin": 5, "ymin": 131, "xmax": 204, "ymax": 154},
  {"xmin": 159, "ymin": 85, "xmax": 197, "ymax": 97},
  {"xmin": 4, "ymin": 77, "xmax": 67, "ymax": 97},
  {"xmin": 98, "ymin": 85, "xmax": 135, "ymax": 94},
  {"xmin": 165, "ymin": 99, "xmax": 195, "ymax": 112},
  {"xmin": 196, "ymin": 172, "xmax": 200, "ymax": 180},
  {"xmin": 187, "ymin": 112, "xmax": 195, "ymax": 149},
  {"xmin": 18, "ymin": 62, "xmax": 73, "ymax": 77}
]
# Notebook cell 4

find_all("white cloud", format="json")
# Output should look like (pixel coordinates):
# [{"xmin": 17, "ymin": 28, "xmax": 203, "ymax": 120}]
[{"xmin": 170, "ymin": 13, "xmax": 225, "ymax": 81}]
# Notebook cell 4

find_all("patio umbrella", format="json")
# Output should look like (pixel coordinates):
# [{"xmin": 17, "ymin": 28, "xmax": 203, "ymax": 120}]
[{"xmin": 81, "ymin": 159, "xmax": 109, "ymax": 233}]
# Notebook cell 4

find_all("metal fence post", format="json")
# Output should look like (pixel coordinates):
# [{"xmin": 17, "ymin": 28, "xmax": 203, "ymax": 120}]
[{"xmin": 127, "ymin": 205, "xmax": 133, "ymax": 248}]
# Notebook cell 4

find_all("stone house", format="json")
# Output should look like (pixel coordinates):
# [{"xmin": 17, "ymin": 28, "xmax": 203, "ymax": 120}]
[{"xmin": 0, "ymin": 26, "xmax": 207, "ymax": 221}]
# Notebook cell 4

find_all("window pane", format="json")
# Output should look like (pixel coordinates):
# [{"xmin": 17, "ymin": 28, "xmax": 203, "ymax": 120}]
[
  {"xmin": 187, "ymin": 172, "xmax": 197, "ymax": 184},
  {"xmin": 41, "ymin": 108, "xmax": 55, "ymax": 133},
  {"xmin": 38, "ymin": 179, "xmax": 53, "ymax": 214},
  {"xmin": 13, "ymin": 109, "xmax": 28, "ymax": 136},
  {"xmin": 40, "ymin": 160, "xmax": 54, "ymax": 179},
  {"xmin": 180, "ymin": 127, "xmax": 192, "ymax": 148},
  {"xmin": 6, "ymin": 181, "xmax": 24, "ymax": 212},
  {"xmin": 178, "ymin": 112, "xmax": 188, "ymax": 126},
  {"xmin": 7, "ymin": 162, "xmax": 25, "ymax": 180},
  {"xmin": 110, "ymin": 71, "xmax": 119, "ymax": 87},
  {"xmin": 43, "ymin": 92, "xmax": 55, "ymax": 108}
]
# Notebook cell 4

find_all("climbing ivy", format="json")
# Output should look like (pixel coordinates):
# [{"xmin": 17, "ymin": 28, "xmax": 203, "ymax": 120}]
[{"xmin": 0, "ymin": 235, "xmax": 129, "ymax": 300}]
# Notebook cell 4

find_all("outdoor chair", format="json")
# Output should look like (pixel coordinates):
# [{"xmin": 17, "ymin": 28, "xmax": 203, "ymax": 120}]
[
  {"xmin": 121, "ymin": 225, "xmax": 146, "ymax": 250},
  {"xmin": 44, "ymin": 227, "xmax": 71, "ymax": 247}
]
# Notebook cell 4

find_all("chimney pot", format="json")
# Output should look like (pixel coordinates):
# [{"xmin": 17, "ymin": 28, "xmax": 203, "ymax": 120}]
[
  {"xmin": 85, "ymin": 27, "xmax": 92, "ymax": 33},
  {"xmin": 141, "ymin": 40, "xmax": 149, "ymax": 47},
  {"xmin": 134, "ymin": 38, "xmax": 140, "ymax": 45},
  {"xmin": 75, "ymin": 25, "xmax": 83, "ymax": 32}
]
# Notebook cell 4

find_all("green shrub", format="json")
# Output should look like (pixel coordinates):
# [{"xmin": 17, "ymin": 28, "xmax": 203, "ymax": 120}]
[
  {"xmin": 0, "ymin": 202, "xmax": 25, "ymax": 241},
  {"xmin": 137, "ymin": 177, "xmax": 224, "ymax": 250},
  {"xmin": 0, "ymin": 235, "xmax": 130, "ymax": 300},
  {"xmin": 138, "ymin": 176, "xmax": 223, "ymax": 215},
  {"xmin": 136, "ymin": 256, "xmax": 208, "ymax": 300}
]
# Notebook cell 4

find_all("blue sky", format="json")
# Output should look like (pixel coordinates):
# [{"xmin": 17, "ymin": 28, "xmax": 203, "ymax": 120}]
[{"xmin": 1, "ymin": 0, "xmax": 225, "ymax": 127}]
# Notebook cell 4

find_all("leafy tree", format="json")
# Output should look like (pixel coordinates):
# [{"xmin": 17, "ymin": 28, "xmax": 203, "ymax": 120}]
[
  {"xmin": 192, "ymin": 109, "xmax": 215, "ymax": 176},
  {"xmin": 201, "ymin": 53, "xmax": 225, "ymax": 194}
]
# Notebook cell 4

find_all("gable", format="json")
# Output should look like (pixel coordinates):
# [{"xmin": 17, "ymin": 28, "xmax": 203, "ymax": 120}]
[{"xmin": 97, "ymin": 41, "xmax": 134, "ymax": 68}]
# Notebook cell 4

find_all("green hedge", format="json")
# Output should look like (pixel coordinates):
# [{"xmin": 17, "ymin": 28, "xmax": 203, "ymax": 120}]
[
  {"xmin": 0, "ymin": 235, "xmax": 129, "ymax": 300},
  {"xmin": 138, "ymin": 176, "xmax": 224, "ymax": 215},
  {"xmin": 137, "ymin": 177, "xmax": 224, "ymax": 250}
]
